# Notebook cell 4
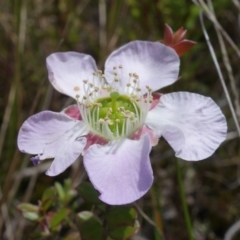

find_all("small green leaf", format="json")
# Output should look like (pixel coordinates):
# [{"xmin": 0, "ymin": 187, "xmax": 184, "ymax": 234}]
[
  {"xmin": 50, "ymin": 208, "xmax": 70, "ymax": 229},
  {"xmin": 77, "ymin": 211, "xmax": 103, "ymax": 240},
  {"xmin": 55, "ymin": 182, "xmax": 65, "ymax": 202},
  {"xmin": 17, "ymin": 203, "xmax": 39, "ymax": 213},
  {"xmin": 64, "ymin": 179, "xmax": 72, "ymax": 192},
  {"xmin": 41, "ymin": 198, "xmax": 54, "ymax": 212},
  {"xmin": 78, "ymin": 182, "xmax": 102, "ymax": 204},
  {"xmin": 42, "ymin": 187, "xmax": 55, "ymax": 201},
  {"xmin": 108, "ymin": 220, "xmax": 140, "ymax": 240},
  {"xmin": 41, "ymin": 187, "xmax": 55, "ymax": 211},
  {"xmin": 106, "ymin": 206, "xmax": 137, "ymax": 225},
  {"xmin": 23, "ymin": 212, "xmax": 39, "ymax": 221}
]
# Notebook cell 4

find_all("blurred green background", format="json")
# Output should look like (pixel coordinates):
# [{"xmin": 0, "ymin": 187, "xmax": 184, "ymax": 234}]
[{"xmin": 0, "ymin": 0, "xmax": 240, "ymax": 239}]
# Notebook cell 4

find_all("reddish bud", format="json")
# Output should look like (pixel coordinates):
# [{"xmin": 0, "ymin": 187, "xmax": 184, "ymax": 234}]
[
  {"xmin": 162, "ymin": 24, "xmax": 196, "ymax": 56},
  {"xmin": 173, "ymin": 40, "xmax": 196, "ymax": 57}
]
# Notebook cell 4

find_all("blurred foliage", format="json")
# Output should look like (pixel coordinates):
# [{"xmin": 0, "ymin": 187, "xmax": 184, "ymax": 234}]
[
  {"xmin": 0, "ymin": 0, "xmax": 240, "ymax": 239},
  {"xmin": 17, "ymin": 179, "xmax": 138, "ymax": 239}
]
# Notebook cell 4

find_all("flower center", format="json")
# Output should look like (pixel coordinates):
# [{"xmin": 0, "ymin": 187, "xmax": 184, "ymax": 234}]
[
  {"xmin": 89, "ymin": 92, "xmax": 141, "ymax": 139},
  {"xmin": 75, "ymin": 66, "xmax": 153, "ymax": 141}
]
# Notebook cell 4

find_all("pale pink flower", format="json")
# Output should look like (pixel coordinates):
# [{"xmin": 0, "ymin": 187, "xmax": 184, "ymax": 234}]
[{"xmin": 18, "ymin": 41, "xmax": 227, "ymax": 205}]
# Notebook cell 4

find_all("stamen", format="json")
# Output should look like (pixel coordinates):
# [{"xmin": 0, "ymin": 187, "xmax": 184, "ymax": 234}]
[{"xmin": 76, "ymin": 68, "xmax": 149, "ymax": 141}]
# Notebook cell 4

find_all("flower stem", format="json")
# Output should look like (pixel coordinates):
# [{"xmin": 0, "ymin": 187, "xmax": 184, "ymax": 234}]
[{"xmin": 175, "ymin": 158, "xmax": 194, "ymax": 240}]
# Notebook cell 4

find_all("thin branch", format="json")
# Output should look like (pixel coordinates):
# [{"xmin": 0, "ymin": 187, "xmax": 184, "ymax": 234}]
[
  {"xmin": 199, "ymin": 11, "xmax": 240, "ymax": 137},
  {"xmin": 134, "ymin": 202, "xmax": 166, "ymax": 240},
  {"xmin": 193, "ymin": 0, "xmax": 240, "ymax": 59},
  {"xmin": 207, "ymin": 0, "xmax": 240, "ymax": 120},
  {"xmin": 224, "ymin": 219, "xmax": 240, "ymax": 240}
]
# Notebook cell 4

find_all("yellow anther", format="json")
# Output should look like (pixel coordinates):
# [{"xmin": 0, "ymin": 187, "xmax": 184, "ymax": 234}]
[
  {"xmin": 119, "ymin": 65, "xmax": 123, "ymax": 68},
  {"xmin": 98, "ymin": 118, "xmax": 104, "ymax": 123},
  {"xmin": 133, "ymin": 73, "xmax": 139, "ymax": 78},
  {"xmin": 83, "ymin": 80, "xmax": 88, "ymax": 84},
  {"xmin": 74, "ymin": 86, "xmax": 80, "ymax": 91},
  {"xmin": 118, "ymin": 106, "xmax": 125, "ymax": 111},
  {"xmin": 107, "ymin": 120, "xmax": 113, "ymax": 125}
]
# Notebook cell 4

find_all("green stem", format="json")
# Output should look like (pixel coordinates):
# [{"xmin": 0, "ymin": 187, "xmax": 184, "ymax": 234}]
[
  {"xmin": 110, "ymin": 91, "xmax": 119, "ymax": 113},
  {"xmin": 175, "ymin": 158, "xmax": 194, "ymax": 240}
]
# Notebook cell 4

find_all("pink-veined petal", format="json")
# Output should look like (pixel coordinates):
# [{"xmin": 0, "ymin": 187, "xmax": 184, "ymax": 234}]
[
  {"xmin": 46, "ymin": 52, "xmax": 98, "ymax": 99},
  {"xmin": 150, "ymin": 92, "xmax": 161, "ymax": 110},
  {"xmin": 46, "ymin": 137, "xmax": 87, "ymax": 176},
  {"xmin": 145, "ymin": 92, "xmax": 227, "ymax": 160},
  {"xmin": 83, "ymin": 134, "xmax": 153, "ymax": 205},
  {"xmin": 83, "ymin": 133, "xmax": 108, "ymax": 153},
  {"xmin": 130, "ymin": 125, "xmax": 159, "ymax": 146},
  {"xmin": 104, "ymin": 41, "xmax": 180, "ymax": 93},
  {"xmin": 17, "ymin": 111, "xmax": 89, "ymax": 159},
  {"xmin": 63, "ymin": 104, "xmax": 82, "ymax": 120}
]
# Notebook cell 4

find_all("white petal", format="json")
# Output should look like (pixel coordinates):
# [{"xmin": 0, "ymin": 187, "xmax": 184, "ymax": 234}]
[
  {"xmin": 46, "ymin": 52, "xmax": 98, "ymax": 99},
  {"xmin": 18, "ymin": 111, "xmax": 89, "ymax": 159},
  {"xmin": 145, "ymin": 92, "xmax": 227, "ymax": 160},
  {"xmin": 83, "ymin": 135, "xmax": 153, "ymax": 205},
  {"xmin": 104, "ymin": 41, "xmax": 180, "ymax": 93},
  {"xmin": 46, "ymin": 137, "xmax": 87, "ymax": 176}
]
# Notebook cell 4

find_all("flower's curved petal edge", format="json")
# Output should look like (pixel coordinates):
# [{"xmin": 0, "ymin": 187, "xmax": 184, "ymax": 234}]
[
  {"xmin": 46, "ymin": 52, "xmax": 98, "ymax": 99},
  {"xmin": 145, "ymin": 92, "xmax": 227, "ymax": 160},
  {"xmin": 46, "ymin": 137, "xmax": 87, "ymax": 176},
  {"xmin": 83, "ymin": 134, "xmax": 153, "ymax": 205},
  {"xmin": 104, "ymin": 41, "xmax": 180, "ymax": 93},
  {"xmin": 17, "ymin": 111, "xmax": 89, "ymax": 159}
]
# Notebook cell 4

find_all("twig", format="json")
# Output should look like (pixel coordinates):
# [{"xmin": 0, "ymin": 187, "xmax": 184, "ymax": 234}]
[
  {"xmin": 207, "ymin": 0, "xmax": 240, "ymax": 120},
  {"xmin": 134, "ymin": 202, "xmax": 166, "ymax": 240},
  {"xmin": 175, "ymin": 159, "xmax": 194, "ymax": 240},
  {"xmin": 193, "ymin": 0, "xmax": 240, "ymax": 59},
  {"xmin": 0, "ymin": 188, "xmax": 14, "ymax": 240},
  {"xmin": 224, "ymin": 219, "xmax": 240, "ymax": 240},
  {"xmin": 199, "ymin": 11, "xmax": 240, "ymax": 137},
  {"xmin": 231, "ymin": 0, "xmax": 240, "ymax": 12},
  {"xmin": 99, "ymin": 0, "xmax": 107, "ymax": 64}
]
